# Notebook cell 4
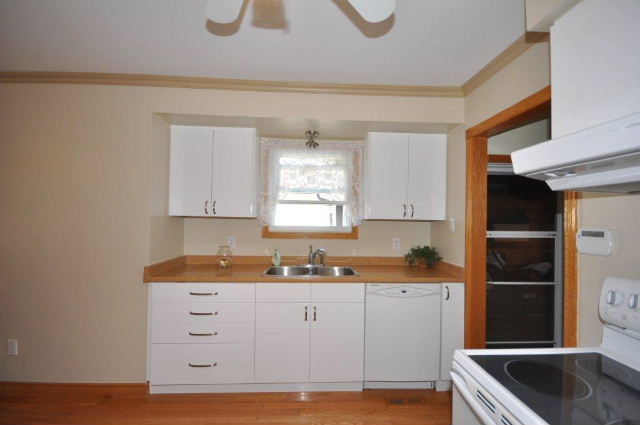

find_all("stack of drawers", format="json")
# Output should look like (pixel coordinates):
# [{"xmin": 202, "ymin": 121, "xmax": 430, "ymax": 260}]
[{"xmin": 149, "ymin": 283, "xmax": 256, "ymax": 385}]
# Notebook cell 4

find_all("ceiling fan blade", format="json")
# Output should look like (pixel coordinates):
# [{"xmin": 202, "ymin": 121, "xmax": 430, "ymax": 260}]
[
  {"xmin": 345, "ymin": 0, "xmax": 395, "ymax": 23},
  {"xmin": 204, "ymin": 0, "xmax": 245, "ymax": 23}
]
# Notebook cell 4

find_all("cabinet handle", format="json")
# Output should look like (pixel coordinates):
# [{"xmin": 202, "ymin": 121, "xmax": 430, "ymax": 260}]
[
  {"xmin": 188, "ymin": 331, "xmax": 217, "ymax": 336},
  {"xmin": 444, "ymin": 285, "xmax": 450, "ymax": 301},
  {"xmin": 304, "ymin": 306, "xmax": 308, "ymax": 321},
  {"xmin": 411, "ymin": 204, "xmax": 415, "ymax": 218},
  {"xmin": 189, "ymin": 311, "xmax": 218, "ymax": 316},
  {"xmin": 188, "ymin": 362, "xmax": 217, "ymax": 368},
  {"xmin": 189, "ymin": 291, "xmax": 218, "ymax": 296},
  {"xmin": 212, "ymin": 200, "xmax": 217, "ymax": 215},
  {"xmin": 402, "ymin": 204, "xmax": 407, "ymax": 218},
  {"xmin": 313, "ymin": 306, "xmax": 317, "ymax": 322},
  {"xmin": 204, "ymin": 200, "xmax": 209, "ymax": 215}
]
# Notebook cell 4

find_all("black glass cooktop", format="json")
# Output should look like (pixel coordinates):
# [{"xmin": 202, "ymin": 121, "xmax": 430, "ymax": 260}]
[{"xmin": 470, "ymin": 353, "xmax": 640, "ymax": 425}]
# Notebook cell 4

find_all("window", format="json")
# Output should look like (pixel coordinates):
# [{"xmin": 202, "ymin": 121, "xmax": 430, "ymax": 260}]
[{"xmin": 259, "ymin": 139, "xmax": 361, "ymax": 238}]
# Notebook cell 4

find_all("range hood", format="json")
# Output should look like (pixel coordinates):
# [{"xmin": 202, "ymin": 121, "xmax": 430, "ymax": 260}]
[{"xmin": 511, "ymin": 112, "xmax": 640, "ymax": 193}]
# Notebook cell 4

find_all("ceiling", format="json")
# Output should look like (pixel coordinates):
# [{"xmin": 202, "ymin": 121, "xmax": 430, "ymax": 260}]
[{"xmin": 0, "ymin": 0, "xmax": 525, "ymax": 86}]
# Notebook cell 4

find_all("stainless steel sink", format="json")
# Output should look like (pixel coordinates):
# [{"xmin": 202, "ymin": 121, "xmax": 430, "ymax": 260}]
[{"xmin": 263, "ymin": 265, "xmax": 358, "ymax": 277}]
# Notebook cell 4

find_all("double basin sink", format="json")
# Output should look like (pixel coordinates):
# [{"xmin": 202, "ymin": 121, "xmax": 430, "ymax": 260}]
[{"xmin": 263, "ymin": 265, "xmax": 358, "ymax": 277}]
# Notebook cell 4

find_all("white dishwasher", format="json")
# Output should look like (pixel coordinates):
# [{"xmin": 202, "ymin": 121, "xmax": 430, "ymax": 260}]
[{"xmin": 364, "ymin": 283, "xmax": 441, "ymax": 388}]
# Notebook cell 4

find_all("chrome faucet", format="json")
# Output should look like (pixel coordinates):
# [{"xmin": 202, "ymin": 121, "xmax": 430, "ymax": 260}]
[{"xmin": 307, "ymin": 245, "xmax": 327, "ymax": 267}]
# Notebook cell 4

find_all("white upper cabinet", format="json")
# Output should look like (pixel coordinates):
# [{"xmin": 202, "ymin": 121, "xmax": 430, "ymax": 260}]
[
  {"xmin": 169, "ymin": 126, "xmax": 257, "ymax": 217},
  {"xmin": 551, "ymin": 0, "xmax": 640, "ymax": 138},
  {"xmin": 169, "ymin": 126, "xmax": 214, "ymax": 217},
  {"xmin": 365, "ymin": 132, "xmax": 446, "ymax": 220}
]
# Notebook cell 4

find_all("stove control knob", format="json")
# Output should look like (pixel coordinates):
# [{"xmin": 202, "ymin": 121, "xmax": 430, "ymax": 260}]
[
  {"xmin": 628, "ymin": 294, "xmax": 639, "ymax": 309},
  {"xmin": 606, "ymin": 290, "xmax": 623, "ymax": 306}
]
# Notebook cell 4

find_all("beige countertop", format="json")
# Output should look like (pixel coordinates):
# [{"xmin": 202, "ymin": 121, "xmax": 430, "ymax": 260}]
[{"xmin": 144, "ymin": 256, "xmax": 464, "ymax": 284}]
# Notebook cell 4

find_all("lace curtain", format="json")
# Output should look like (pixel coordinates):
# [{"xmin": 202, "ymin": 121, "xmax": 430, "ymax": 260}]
[{"xmin": 257, "ymin": 138, "xmax": 363, "ymax": 227}]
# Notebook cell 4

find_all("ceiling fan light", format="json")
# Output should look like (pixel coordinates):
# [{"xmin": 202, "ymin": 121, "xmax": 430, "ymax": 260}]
[
  {"xmin": 345, "ymin": 0, "xmax": 396, "ymax": 23},
  {"xmin": 205, "ymin": 0, "xmax": 245, "ymax": 24}
]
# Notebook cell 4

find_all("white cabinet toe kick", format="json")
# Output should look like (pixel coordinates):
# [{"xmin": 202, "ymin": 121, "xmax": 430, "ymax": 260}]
[{"xmin": 147, "ymin": 282, "xmax": 464, "ymax": 394}]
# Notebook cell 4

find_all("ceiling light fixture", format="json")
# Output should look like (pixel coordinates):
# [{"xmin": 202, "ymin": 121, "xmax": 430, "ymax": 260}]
[
  {"xmin": 204, "ymin": 0, "xmax": 395, "ymax": 24},
  {"xmin": 305, "ymin": 130, "xmax": 320, "ymax": 149}
]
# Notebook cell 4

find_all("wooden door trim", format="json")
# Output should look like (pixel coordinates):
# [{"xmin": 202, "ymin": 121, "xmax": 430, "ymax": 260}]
[{"xmin": 464, "ymin": 86, "xmax": 578, "ymax": 348}]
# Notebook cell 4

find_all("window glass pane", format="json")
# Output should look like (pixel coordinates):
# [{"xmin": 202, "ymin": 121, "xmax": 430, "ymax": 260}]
[
  {"xmin": 486, "ymin": 284, "xmax": 555, "ymax": 343},
  {"xmin": 487, "ymin": 237, "xmax": 555, "ymax": 282},
  {"xmin": 278, "ymin": 154, "xmax": 349, "ymax": 202},
  {"xmin": 273, "ymin": 204, "xmax": 350, "ymax": 227},
  {"xmin": 487, "ymin": 174, "xmax": 557, "ymax": 231}
]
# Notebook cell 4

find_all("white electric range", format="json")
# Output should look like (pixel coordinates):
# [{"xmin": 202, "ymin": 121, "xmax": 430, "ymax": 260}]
[{"xmin": 451, "ymin": 277, "xmax": 640, "ymax": 425}]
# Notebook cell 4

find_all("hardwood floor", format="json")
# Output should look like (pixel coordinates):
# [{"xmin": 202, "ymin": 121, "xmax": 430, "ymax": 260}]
[{"xmin": 0, "ymin": 384, "xmax": 452, "ymax": 425}]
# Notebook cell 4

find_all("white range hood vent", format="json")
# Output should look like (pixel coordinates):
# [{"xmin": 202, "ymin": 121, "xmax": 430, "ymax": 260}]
[{"xmin": 511, "ymin": 112, "xmax": 640, "ymax": 193}]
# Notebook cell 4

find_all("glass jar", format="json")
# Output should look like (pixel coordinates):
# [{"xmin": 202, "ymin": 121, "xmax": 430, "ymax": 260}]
[{"xmin": 216, "ymin": 245, "xmax": 233, "ymax": 270}]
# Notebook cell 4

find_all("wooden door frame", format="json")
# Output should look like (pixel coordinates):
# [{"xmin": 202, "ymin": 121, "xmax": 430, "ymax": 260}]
[{"xmin": 464, "ymin": 86, "xmax": 578, "ymax": 349}]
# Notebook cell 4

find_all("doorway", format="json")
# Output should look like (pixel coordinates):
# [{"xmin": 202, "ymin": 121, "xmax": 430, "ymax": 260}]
[
  {"xmin": 463, "ymin": 86, "xmax": 578, "ymax": 349},
  {"xmin": 485, "ymin": 118, "xmax": 564, "ymax": 348}
]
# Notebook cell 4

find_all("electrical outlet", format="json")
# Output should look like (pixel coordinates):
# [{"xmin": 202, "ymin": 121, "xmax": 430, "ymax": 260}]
[
  {"xmin": 449, "ymin": 217, "xmax": 456, "ymax": 233},
  {"xmin": 7, "ymin": 339, "xmax": 18, "ymax": 356},
  {"xmin": 227, "ymin": 235, "xmax": 236, "ymax": 249},
  {"xmin": 392, "ymin": 237, "xmax": 401, "ymax": 250}
]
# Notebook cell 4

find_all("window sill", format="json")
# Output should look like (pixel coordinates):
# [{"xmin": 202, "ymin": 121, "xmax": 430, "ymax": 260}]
[{"xmin": 261, "ymin": 226, "xmax": 359, "ymax": 240}]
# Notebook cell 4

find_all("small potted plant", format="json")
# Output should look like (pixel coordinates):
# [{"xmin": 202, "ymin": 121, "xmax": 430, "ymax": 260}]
[{"xmin": 404, "ymin": 245, "xmax": 442, "ymax": 268}]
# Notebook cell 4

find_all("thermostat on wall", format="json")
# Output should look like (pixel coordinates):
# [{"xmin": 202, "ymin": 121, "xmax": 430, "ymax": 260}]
[{"xmin": 576, "ymin": 228, "xmax": 613, "ymax": 256}]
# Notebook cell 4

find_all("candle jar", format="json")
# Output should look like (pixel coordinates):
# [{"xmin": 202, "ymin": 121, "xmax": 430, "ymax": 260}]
[{"xmin": 216, "ymin": 245, "xmax": 233, "ymax": 270}]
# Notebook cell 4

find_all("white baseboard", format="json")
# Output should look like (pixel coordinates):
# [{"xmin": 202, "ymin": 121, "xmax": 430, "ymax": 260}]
[
  {"xmin": 435, "ymin": 380, "xmax": 452, "ymax": 391},
  {"xmin": 150, "ymin": 381, "xmax": 363, "ymax": 394},
  {"xmin": 363, "ymin": 381, "xmax": 434, "ymax": 389}
]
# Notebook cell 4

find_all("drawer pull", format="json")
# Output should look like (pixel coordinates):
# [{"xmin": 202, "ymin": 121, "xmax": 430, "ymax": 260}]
[
  {"xmin": 189, "ymin": 291, "xmax": 218, "ymax": 296},
  {"xmin": 188, "ymin": 331, "xmax": 218, "ymax": 336},
  {"xmin": 189, "ymin": 311, "xmax": 218, "ymax": 316},
  {"xmin": 188, "ymin": 362, "xmax": 217, "ymax": 368}
]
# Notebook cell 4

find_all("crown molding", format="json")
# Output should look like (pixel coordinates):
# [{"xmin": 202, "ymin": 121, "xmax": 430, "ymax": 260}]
[
  {"xmin": 0, "ymin": 71, "xmax": 464, "ymax": 98},
  {"xmin": 462, "ymin": 32, "xmax": 550, "ymax": 96}
]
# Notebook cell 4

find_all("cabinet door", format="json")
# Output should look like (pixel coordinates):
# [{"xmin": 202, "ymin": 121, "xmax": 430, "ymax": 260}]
[
  {"xmin": 169, "ymin": 126, "xmax": 213, "ymax": 216},
  {"xmin": 255, "ymin": 303, "xmax": 310, "ymax": 383},
  {"xmin": 407, "ymin": 134, "xmax": 447, "ymax": 220},
  {"xmin": 309, "ymin": 303, "xmax": 365, "ymax": 382},
  {"xmin": 440, "ymin": 283, "xmax": 464, "ymax": 381},
  {"xmin": 366, "ymin": 133, "xmax": 409, "ymax": 219},
  {"xmin": 211, "ymin": 127, "xmax": 257, "ymax": 217}
]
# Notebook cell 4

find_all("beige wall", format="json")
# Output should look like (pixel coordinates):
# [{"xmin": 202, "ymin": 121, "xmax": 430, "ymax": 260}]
[
  {"xmin": 431, "ymin": 42, "xmax": 551, "ymax": 266},
  {"xmin": 149, "ymin": 114, "xmax": 184, "ymax": 263},
  {"xmin": 0, "ymin": 83, "xmax": 462, "ymax": 382},
  {"xmin": 488, "ymin": 119, "xmax": 550, "ymax": 155},
  {"xmin": 577, "ymin": 193, "xmax": 640, "ymax": 346},
  {"xmin": 184, "ymin": 219, "xmax": 430, "ymax": 257}
]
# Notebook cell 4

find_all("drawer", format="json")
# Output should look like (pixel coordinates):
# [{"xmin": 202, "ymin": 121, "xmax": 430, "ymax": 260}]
[
  {"xmin": 150, "ymin": 343, "xmax": 254, "ymax": 385},
  {"xmin": 311, "ymin": 283, "xmax": 364, "ymax": 303},
  {"xmin": 151, "ymin": 302, "xmax": 254, "ymax": 324},
  {"xmin": 150, "ymin": 322, "xmax": 254, "ymax": 344},
  {"xmin": 151, "ymin": 283, "xmax": 255, "ymax": 303},
  {"xmin": 256, "ymin": 283, "xmax": 311, "ymax": 302}
]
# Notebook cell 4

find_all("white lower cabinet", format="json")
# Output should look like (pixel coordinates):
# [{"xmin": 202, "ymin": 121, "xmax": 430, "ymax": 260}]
[
  {"xmin": 147, "ymin": 281, "xmax": 462, "ymax": 394},
  {"xmin": 150, "ymin": 343, "xmax": 254, "ymax": 385},
  {"xmin": 254, "ymin": 302, "xmax": 311, "ymax": 383},
  {"xmin": 148, "ymin": 283, "xmax": 256, "ymax": 393},
  {"xmin": 309, "ymin": 302, "xmax": 365, "ymax": 383},
  {"xmin": 255, "ymin": 283, "xmax": 365, "ymax": 385}
]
